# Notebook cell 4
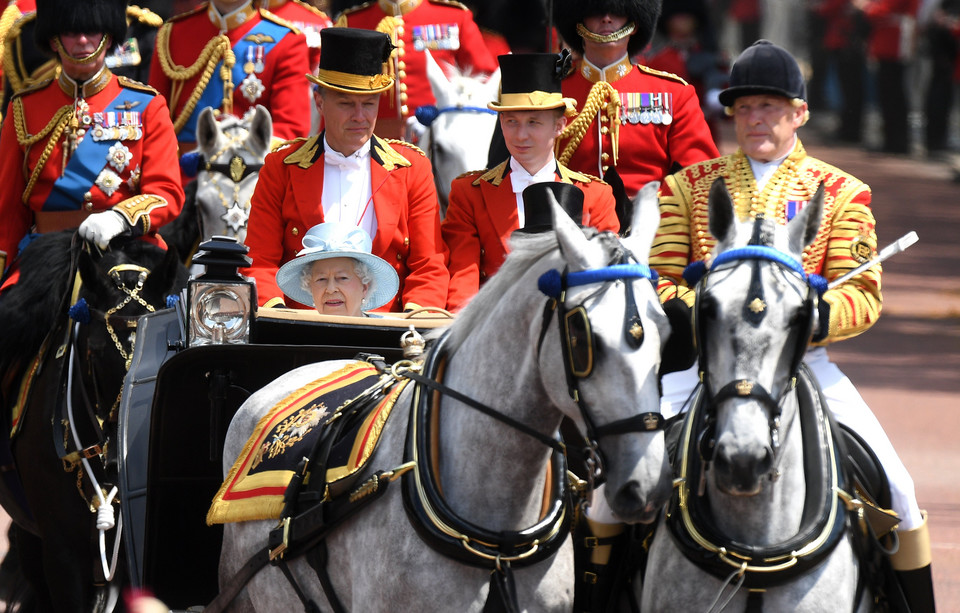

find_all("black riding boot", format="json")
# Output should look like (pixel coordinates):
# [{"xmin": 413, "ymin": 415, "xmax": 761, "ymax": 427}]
[
  {"xmin": 573, "ymin": 514, "xmax": 645, "ymax": 613},
  {"xmin": 889, "ymin": 512, "xmax": 936, "ymax": 612}
]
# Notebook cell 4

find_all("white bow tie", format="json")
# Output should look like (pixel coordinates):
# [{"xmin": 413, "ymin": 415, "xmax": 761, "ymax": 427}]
[
  {"xmin": 325, "ymin": 150, "xmax": 365, "ymax": 172},
  {"xmin": 511, "ymin": 167, "xmax": 556, "ymax": 194}
]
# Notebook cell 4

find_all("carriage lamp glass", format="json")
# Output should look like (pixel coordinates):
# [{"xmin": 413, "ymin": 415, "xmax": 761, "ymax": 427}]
[
  {"xmin": 188, "ymin": 236, "xmax": 256, "ymax": 347},
  {"xmin": 189, "ymin": 282, "xmax": 252, "ymax": 345}
]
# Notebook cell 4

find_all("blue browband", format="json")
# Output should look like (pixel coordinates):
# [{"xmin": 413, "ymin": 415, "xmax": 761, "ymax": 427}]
[
  {"xmin": 538, "ymin": 264, "xmax": 658, "ymax": 299},
  {"xmin": 415, "ymin": 105, "xmax": 497, "ymax": 127},
  {"xmin": 683, "ymin": 246, "xmax": 828, "ymax": 295}
]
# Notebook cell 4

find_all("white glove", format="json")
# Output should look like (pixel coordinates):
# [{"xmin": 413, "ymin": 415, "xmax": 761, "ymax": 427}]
[{"xmin": 78, "ymin": 210, "xmax": 130, "ymax": 249}]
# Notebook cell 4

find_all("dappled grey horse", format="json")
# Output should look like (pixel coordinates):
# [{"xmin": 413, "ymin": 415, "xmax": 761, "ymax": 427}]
[
  {"xmin": 215, "ymin": 185, "xmax": 675, "ymax": 612},
  {"xmin": 641, "ymin": 179, "xmax": 871, "ymax": 612}
]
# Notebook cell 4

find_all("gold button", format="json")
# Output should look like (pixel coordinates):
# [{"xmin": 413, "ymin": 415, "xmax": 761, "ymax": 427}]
[
  {"xmin": 399, "ymin": 83, "xmax": 408, "ymax": 93},
  {"xmin": 701, "ymin": 246, "xmax": 710, "ymax": 253},
  {"xmin": 398, "ymin": 48, "xmax": 405, "ymax": 57},
  {"xmin": 600, "ymin": 127, "xmax": 608, "ymax": 135},
  {"xmin": 479, "ymin": 247, "xmax": 485, "ymax": 256},
  {"xmin": 398, "ymin": 70, "xmax": 407, "ymax": 79},
  {"xmin": 84, "ymin": 202, "xmax": 94, "ymax": 211},
  {"xmin": 398, "ymin": 60, "xmax": 406, "ymax": 71},
  {"xmin": 401, "ymin": 104, "xmax": 409, "ymax": 114},
  {"xmin": 84, "ymin": 191, "xmax": 93, "ymax": 202},
  {"xmin": 479, "ymin": 271, "xmax": 487, "ymax": 279},
  {"xmin": 292, "ymin": 227, "xmax": 299, "ymax": 236},
  {"xmin": 601, "ymin": 165, "xmax": 609, "ymax": 172},
  {"xmin": 600, "ymin": 115, "xmax": 609, "ymax": 123},
  {"xmin": 397, "ymin": 26, "xmax": 405, "ymax": 36},
  {"xmin": 600, "ymin": 152, "xmax": 610, "ymax": 161},
  {"xmin": 396, "ymin": 253, "xmax": 402, "ymax": 261},
  {"xmin": 404, "ymin": 237, "xmax": 410, "ymax": 246}
]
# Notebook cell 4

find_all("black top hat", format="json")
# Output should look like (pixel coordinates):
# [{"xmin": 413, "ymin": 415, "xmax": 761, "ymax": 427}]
[
  {"xmin": 518, "ymin": 182, "xmax": 584, "ymax": 233},
  {"xmin": 488, "ymin": 51, "xmax": 576, "ymax": 114},
  {"xmin": 307, "ymin": 28, "xmax": 394, "ymax": 93},
  {"xmin": 555, "ymin": 0, "xmax": 662, "ymax": 58},
  {"xmin": 718, "ymin": 40, "xmax": 806, "ymax": 107},
  {"xmin": 34, "ymin": 0, "xmax": 127, "ymax": 56}
]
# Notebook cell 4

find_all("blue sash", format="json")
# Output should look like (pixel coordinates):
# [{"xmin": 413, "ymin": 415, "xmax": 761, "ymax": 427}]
[
  {"xmin": 178, "ymin": 18, "xmax": 289, "ymax": 143},
  {"xmin": 44, "ymin": 88, "xmax": 155, "ymax": 211}
]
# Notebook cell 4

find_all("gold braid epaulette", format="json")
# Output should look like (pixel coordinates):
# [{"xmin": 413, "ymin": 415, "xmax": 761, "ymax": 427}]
[
  {"xmin": 13, "ymin": 96, "xmax": 74, "ymax": 204},
  {"xmin": 156, "ymin": 22, "xmax": 235, "ymax": 134},
  {"xmin": 557, "ymin": 80, "xmax": 620, "ymax": 167},
  {"xmin": 127, "ymin": 5, "xmax": 164, "ymax": 28}
]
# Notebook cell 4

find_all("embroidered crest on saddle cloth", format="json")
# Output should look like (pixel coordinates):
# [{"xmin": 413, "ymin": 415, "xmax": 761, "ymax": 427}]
[{"xmin": 207, "ymin": 362, "xmax": 407, "ymax": 524}]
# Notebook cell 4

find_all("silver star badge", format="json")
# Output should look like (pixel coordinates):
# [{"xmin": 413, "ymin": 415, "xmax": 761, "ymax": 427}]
[{"xmin": 221, "ymin": 201, "xmax": 249, "ymax": 234}]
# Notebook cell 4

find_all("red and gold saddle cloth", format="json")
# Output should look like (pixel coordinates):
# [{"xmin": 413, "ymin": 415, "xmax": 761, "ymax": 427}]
[{"xmin": 207, "ymin": 362, "xmax": 407, "ymax": 524}]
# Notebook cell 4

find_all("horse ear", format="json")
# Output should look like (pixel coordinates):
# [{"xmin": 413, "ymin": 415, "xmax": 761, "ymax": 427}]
[
  {"xmin": 621, "ymin": 181, "xmax": 661, "ymax": 264},
  {"xmin": 250, "ymin": 105, "xmax": 273, "ymax": 154},
  {"xmin": 707, "ymin": 177, "xmax": 735, "ymax": 247},
  {"xmin": 77, "ymin": 249, "xmax": 112, "ymax": 298},
  {"xmin": 196, "ymin": 108, "xmax": 219, "ymax": 154},
  {"xmin": 788, "ymin": 182, "xmax": 826, "ymax": 253},
  {"xmin": 424, "ymin": 49, "xmax": 449, "ymax": 103},
  {"xmin": 143, "ymin": 246, "xmax": 187, "ymax": 298},
  {"xmin": 553, "ymin": 194, "xmax": 603, "ymax": 270}
]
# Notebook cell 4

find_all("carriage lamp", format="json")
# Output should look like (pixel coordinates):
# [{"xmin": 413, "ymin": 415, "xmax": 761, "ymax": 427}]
[{"xmin": 188, "ymin": 236, "xmax": 256, "ymax": 347}]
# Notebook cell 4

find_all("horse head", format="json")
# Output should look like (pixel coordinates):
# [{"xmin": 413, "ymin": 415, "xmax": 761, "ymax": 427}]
[
  {"xmin": 448, "ymin": 182, "xmax": 673, "ymax": 525},
  {"xmin": 697, "ymin": 177, "xmax": 826, "ymax": 495},
  {"xmin": 418, "ymin": 50, "xmax": 500, "ymax": 215},
  {"xmin": 73, "ymin": 238, "xmax": 187, "ymax": 418},
  {"xmin": 193, "ymin": 106, "xmax": 272, "ymax": 244}
]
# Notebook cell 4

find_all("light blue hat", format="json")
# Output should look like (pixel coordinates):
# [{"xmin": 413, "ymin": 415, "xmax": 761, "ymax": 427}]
[{"xmin": 275, "ymin": 222, "xmax": 399, "ymax": 310}]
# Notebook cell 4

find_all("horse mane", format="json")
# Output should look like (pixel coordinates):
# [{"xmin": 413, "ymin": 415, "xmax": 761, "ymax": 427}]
[
  {"xmin": 443, "ymin": 232, "xmax": 560, "ymax": 353},
  {"xmin": 0, "ymin": 231, "xmax": 76, "ymax": 374}
]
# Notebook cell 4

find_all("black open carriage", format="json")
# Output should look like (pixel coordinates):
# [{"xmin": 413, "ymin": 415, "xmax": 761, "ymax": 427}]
[{"xmin": 117, "ymin": 240, "xmax": 451, "ymax": 609}]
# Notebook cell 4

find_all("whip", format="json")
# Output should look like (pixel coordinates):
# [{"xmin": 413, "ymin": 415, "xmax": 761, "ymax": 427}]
[{"xmin": 827, "ymin": 231, "xmax": 919, "ymax": 290}]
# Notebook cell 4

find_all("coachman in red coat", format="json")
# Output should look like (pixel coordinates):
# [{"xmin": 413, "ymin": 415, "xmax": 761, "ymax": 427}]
[{"xmin": 243, "ymin": 27, "xmax": 448, "ymax": 312}]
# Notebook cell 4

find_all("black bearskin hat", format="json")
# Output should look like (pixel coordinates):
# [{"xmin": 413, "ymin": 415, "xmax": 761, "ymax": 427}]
[
  {"xmin": 34, "ymin": 0, "xmax": 128, "ymax": 56},
  {"xmin": 555, "ymin": 0, "xmax": 662, "ymax": 58}
]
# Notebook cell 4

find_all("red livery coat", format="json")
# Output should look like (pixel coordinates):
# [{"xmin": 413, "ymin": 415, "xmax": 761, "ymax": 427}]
[
  {"xmin": 558, "ymin": 58, "xmax": 719, "ymax": 198},
  {"xmin": 243, "ymin": 133, "xmax": 448, "ymax": 311},
  {"xmin": 0, "ymin": 71, "xmax": 183, "ymax": 262},
  {"xmin": 442, "ymin": 160, "xmax": 619, "ymax": 311},
  {"xmin": 261, "ymin": 0, "xmax": 332, "ymax": 71},
  {"xmin": 148, "ymin": 2, "xmax": 311, "ymax": 144}
]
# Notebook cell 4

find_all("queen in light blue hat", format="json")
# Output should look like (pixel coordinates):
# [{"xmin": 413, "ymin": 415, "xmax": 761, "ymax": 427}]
[{"xmin": 276, "ymin": 222, "xmax": 399, "ymax": 315}]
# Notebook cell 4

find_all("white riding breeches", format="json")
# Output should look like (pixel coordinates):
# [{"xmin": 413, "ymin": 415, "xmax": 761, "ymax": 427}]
[{"xmin": 658, "ymin": 347, "xmax": 923, "ymax": 530}]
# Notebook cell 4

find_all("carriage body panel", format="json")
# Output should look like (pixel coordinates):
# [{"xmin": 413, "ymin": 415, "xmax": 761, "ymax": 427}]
[{"xmin": 118, "ymin": 306, "xmax": 451, "ymax": 608}]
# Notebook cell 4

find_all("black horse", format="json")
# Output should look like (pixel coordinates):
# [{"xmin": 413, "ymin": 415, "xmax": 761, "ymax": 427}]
[{"xmin": 0, "ymin": 231, "xmax": 186, "ymax": 612}]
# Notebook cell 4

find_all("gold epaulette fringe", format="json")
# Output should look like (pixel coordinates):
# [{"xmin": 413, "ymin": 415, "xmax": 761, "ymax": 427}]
[{"xmin": 127, "ymin": 5, "xmax": 164, "ymax": 28}]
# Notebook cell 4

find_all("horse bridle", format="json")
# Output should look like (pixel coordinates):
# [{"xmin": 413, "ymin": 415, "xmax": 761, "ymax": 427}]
[
  {"xmin": 536, "ymin": 242, "xmax": 666, "ymax": 487},
  {"xmin": 687, "ymin": 239, "xmax": 827, "ymax": 471}
]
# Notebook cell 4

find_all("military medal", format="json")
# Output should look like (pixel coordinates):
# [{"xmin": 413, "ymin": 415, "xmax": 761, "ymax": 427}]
[
  {"xmin": 107, "ymin": 142, "xmax": 133, "ymax": 172},
  {"xmin": 95, "ymin": 168, "xmax": 123, "ymax": 196},
  {"xmin": 661, "ymin": 92, "xmax": 673, "ymax": 125},
  {"xmin": 413, "ymin": 23, "xmax": 460, "ymax": 52},
  {"xmin": 242, "ymin": 46, "xmax": 265, "ymax": 102}
]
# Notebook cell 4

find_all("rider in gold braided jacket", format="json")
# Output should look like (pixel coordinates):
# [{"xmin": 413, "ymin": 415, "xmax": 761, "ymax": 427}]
[{"xmin": 650, "ymin": 40, "xmax": 935, "ymax": 612}]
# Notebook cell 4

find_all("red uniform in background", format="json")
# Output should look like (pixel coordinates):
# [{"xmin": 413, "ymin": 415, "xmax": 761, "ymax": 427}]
[
  {"xmin": 335, "ymin": 0, "xmax": 497, "ymax": 138},
  {"xmin": 259, "ymin": 0, "xmax": 331, "ymax": 70},
  {"xmin": 558, "ymin": 57, "xmax": 719, "ymax": 198},
  {"xmin": 148, "ymin": 1, "xmax": 311, "ymax": 148},
  {"xmin": 243, "ymin": 133, "xmax": 448, "ymax": 311},
  {"xmin": 442, "ymin": 162, "xmax": 619, "ymax": 311},
  {"xmin": 0, "ymin": 69, "xmax": 183, "ymax": 273}
]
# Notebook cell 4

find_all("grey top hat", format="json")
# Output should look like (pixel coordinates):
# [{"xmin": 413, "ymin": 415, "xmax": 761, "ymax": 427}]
[{"xmin": 275, "ymin": 222, "xmax": 399, "ymax": 310}]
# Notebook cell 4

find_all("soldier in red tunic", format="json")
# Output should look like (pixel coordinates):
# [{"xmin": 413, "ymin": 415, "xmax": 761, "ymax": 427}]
[
  {"xmin": 554, "ymin": 0, "xmax": 719, "ymax": 206},
  {"xmin": 0, "ymin": 0, "xmax": 183, "ymax": 285},
  {"xmin": 258, "ymin": 0, "xmax": 332, "ymax": 71},
  {"xmin": 442, "ymin": 51, "xmax": 619, "ymax": 312},
  {"xmin": 334, "ymin": 0, "xmax": 498, "ymax": 140},
  {"xmin": 243, "ymin": 27, "xmax": 448, "ymax": 312},
  {"xmin": 148, "ymin": 0, "xmax": 312, "ymax": 151}
]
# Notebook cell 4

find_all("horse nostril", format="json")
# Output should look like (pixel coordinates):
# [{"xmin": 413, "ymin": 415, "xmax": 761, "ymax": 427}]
[{"xmin": 758, "ymin": 447, "xmax": 774, "ymax": 476}]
